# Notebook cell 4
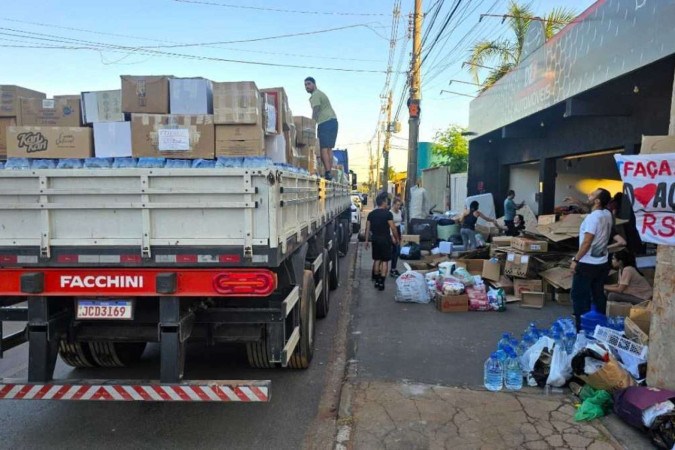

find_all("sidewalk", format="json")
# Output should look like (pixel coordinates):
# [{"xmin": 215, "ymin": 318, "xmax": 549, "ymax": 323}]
[{"xmin": 335, "ymin": 241, "xmax": 639, "ymax": 450}]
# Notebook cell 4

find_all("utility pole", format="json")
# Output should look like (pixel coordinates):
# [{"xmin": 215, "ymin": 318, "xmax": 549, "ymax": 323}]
[
  {"xmin": 405, "ymin": 0, "xmax": 423, "ymax": 224},
  {"xmin": 381, "ymin": 90, "xmax": 393, "ymax": 193},
  {"xmin": 375, "ymin": 129, "xmax": 382, "ymax": 195}
]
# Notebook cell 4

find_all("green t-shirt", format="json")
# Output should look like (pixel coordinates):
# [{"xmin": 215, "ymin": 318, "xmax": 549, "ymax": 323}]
[{"xmin": 310, "ymin": 89, "xmax": 336, "ymax": 124}]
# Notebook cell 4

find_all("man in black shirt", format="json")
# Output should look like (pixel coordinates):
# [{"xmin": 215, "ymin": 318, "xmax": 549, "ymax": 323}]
[{"xmin": 365, "ymin": 192, "xmax": 400, "ymax": 290}]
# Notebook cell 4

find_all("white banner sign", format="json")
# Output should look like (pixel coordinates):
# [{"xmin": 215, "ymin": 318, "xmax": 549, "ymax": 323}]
[{"xmin": 614, "ymin": 153, "xmax": 675, "ymax": 245}]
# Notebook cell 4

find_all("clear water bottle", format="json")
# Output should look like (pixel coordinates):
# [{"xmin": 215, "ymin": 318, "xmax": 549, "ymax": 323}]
[
  {"xmin": 504, "ymin": 348, "xmax": 523, "ymax": 391},
  {"xmin": 509, "ymin": 337, "xmax": 519, "ymax": 350},
  {"xmin": 552, "ymin": 330, "xmax": 565, "ymax": 354},
  {"xmin": 484, "ymin": 352, "xmax": 504, "ymax": 392},
  {"xmin": 564, "ymin": 331, "xmax": 576, "ymax": 355},
  {"xmin": 497, "ymin": 333, "xmax": 512, "ymax": 352}
]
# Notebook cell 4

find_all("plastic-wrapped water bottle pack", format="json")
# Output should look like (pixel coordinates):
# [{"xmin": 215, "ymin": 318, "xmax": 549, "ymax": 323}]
[{"xmin": 0, "ymin": 157, "xmax": 310, "ymax": 174}]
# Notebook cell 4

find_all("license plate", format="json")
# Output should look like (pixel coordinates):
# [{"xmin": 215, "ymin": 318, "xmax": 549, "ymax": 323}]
[{"xmin": 76, "ymin": 300, "xmax": 133, "ymax": 320}]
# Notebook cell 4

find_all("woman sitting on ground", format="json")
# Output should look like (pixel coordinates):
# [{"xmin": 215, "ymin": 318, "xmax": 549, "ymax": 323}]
[
  {"xmin": 604, "ymin": 250, "xmax": 653, "ymax": 304},
  {"xmin": 506, "ymin": 214, "xmax": 526, "ymax": 236}
]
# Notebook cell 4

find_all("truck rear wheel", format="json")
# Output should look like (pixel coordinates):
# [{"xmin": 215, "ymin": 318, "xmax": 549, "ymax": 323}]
[
  {"xmin": 89, "ymin": 342, "xmax": 147, "ymax": 367},
  {"xmin": 316, "ymin": 249, "xmax": 330, "ymax": 318},
  {"xmin": 288, "ymin": 270, "xmax": 316, "ymax": 369},
  {"xmin": 338, "ymin": 219, "xmax": 350, "ymax": 255},
  {"xmin": 58, "ymin": 341, "xmax": 147, "ymax": 368},
  {"xmin": 58, "ymin": 341, "xmax": 98, "ymax": 368},
  {"xmin": 246, "ymin": 329, "xmax": 275, "ymax": 369},
  {"xmin": 329, "ymin": 242, "xmax": 340, "ymax": 290}
]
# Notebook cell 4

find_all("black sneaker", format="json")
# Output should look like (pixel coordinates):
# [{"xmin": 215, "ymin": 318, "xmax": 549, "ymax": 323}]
[
  {"xmin": 390, "ymin": 269, "xmax": 400, "ymax": 278},
  {"xmin": 324, "ymin": 171, "xmax": 333, "ymax": 181}
]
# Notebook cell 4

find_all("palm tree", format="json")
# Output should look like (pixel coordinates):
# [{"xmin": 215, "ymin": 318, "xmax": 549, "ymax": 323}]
[{"xmin": 467, "ymin": 1, "xmax": 576, "ymax": 91}]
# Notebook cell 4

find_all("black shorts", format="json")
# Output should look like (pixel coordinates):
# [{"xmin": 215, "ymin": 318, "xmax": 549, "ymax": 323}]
[
  {"xmin": 371, "ymin": 235, "xmax": 392, "ymax": 261},
  {"xmin": 317, "ymin": 118, "xmax": 338, "ymax": 149}
]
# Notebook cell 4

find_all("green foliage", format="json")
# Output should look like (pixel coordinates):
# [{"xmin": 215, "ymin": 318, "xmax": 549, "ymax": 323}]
[
  {"xmin": 467, "ymin": 1, "xmax": 576, "ymax": 91},
  {"xmin": 431, "ymin": 125, "xmax": 468, "ymax": 173}
]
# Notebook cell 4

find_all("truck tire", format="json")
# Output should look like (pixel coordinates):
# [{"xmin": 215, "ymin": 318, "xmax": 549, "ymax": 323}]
[
  {"xmin": 316, "ymin": 249, "xmax": 330, "ymax": 318},
  {"xmin": 288, "ymin": 270, "xmax": 316, "ymax": 369},
  {"xmin": 58, "ymin": 341, "xmax": 146, "ymax": 368},
  {"xmin": 329, "ymin": 241, "xmax": 340, "ymax": 290},
  {"xmin": 246, "ymin": 328, "xmax": 275, "ymax": 369},
  {"xmin": 58, "ymin": 341, "xmax": 98, "ymax": 368},
  {"xmin": 338, "ymin": 219, "xmax": 350, "ymax": 255},
  {"xmin": 88, "ymin": 342, "xmax": 147, "ymax": 367}
]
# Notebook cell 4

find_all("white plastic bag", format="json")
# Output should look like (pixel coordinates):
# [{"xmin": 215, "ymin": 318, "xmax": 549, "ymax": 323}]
[
  {"xmin": 520, "ymin": 336, "xmax": 554, "ymax": 375},
  {"xmin": 547, "ymin": 346, "xmax": 572, "ymax": 387},
  {"xmin": 395, "ymin": 263, "xmax": 431, "ymax": 304}
]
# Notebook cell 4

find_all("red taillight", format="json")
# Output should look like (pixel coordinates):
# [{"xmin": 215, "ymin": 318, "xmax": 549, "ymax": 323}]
[{"xmin": 212, "ymin": 271, "xmax": 277, "ymax": 296}]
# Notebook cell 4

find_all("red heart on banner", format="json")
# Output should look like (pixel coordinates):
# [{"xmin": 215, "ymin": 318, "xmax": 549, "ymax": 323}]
[{"xmin": 634, "ymin": 183, "xmax": 657, "ymax": 207}]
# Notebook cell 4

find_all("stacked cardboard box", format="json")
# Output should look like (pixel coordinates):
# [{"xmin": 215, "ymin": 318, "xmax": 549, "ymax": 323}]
[
  {"xmin": 213, "ymin": 81, "xmax": 264, "ymax": 157},
  {"xmin": 6, "ymin": 126, "xmax": 93, "ymax": 159},
  {"xmin": 130, "ymin": 114, "xmax": 215, "ymax": 159},
  {"xmin": 0, "ymin": 85, "xmax": 47, "ymax": 158},
  {"xmin": 1, "ymin": 76, "xmax": 318, "ymax": 171}
]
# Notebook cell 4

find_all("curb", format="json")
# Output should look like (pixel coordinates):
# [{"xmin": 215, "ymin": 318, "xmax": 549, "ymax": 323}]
[{"xmin": 333, "ymin": 238, "xmax": 362, "ymax": 450}]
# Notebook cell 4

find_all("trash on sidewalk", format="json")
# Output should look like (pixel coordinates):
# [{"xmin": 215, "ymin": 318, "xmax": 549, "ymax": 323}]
[
  {"xmin": 574, "ymin": 386, "xmax": 613, "ymax": 422},
  {"xmin": 395, "ymin": 263, "xmax": 431, "ymax": 304}
]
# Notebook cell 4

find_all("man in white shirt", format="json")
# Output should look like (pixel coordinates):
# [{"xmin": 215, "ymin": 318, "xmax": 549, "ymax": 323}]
[{"xmin": 570, "ymin": 188, "xmax": 614, "ymax": 330}]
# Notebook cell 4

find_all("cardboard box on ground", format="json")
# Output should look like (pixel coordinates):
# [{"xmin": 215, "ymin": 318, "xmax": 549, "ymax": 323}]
[
  {"xmin": 436, "ymin": 294, "xmax": 469, "ymax": 313},
  {"xmin": 130, "ymin": 114, "xmax": 214, "ymax": 159},
  {"xmin": 19, "ymin": 97, "xmax": 82, "ymax": 127},
  {"xmin": 7, "ymin": 126, "xmax": 93, "ymax": 158}
]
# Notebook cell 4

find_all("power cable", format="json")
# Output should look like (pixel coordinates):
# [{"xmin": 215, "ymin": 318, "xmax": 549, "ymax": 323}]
[
  {"xmin": 0, "ymin": 17, "xmax": 380, "ymax": 62},
  {"xmin": 0, "ymin": 28, "xmax": 391, "ymax": 73},
  {"xmin": 172, "ymin": 0, "xmax": 389, "ymax": 16}
]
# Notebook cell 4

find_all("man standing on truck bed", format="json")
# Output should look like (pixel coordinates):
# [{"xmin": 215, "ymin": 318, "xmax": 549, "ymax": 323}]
[{"xmin": 305, "ymin": 76, "xmax": 338, "ymax": 180}]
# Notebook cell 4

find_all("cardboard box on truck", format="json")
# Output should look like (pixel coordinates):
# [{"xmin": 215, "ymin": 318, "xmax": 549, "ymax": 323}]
[
  {"xmin": 7, "ymin": 126, "xmax": 93, "ymax": 158},
  {"xmin": 0, "ymin": 117, "xmax": 17, "ymax": 158},
  {"xmin": 81, "ymin": 90, "xmax": 124, "ymax": 123},
  {"xmin": 121, "ymin": 76, "xmax": 171, "ymax": 114},
  {"xmin": 215, "ymin": 121, "xmax": 265, "ymax": 157},
  {"xmin": 94, "ymin": 122, "xmax": 132, "ymax": 158},
  {"xmin": 293, "ymin": 116, "xmax": 316, "ymax": 146},
  {"xmin": 170, "ymin": 78, "xmax": 213, "ymax": 115},
  {"xmin": 130, "ymin": 114, "xmax": 214, "ymax": 159},
  {"xmin": 213, "ymin": 82, "xmax": 261, "ymax": 125},
  {"xmin": 0, "ymin": 85, "xmax": 46, "ymax": 117},
  {"xmin": 261, "ymin": 87, "xmax": 291, "ymax": 133},
  {"xmin": 19, "ymin": 97, "xmax": 82, "ymax": 127}
]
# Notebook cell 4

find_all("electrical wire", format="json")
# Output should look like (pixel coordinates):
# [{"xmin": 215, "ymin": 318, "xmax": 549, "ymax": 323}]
[
  {"xmin": 0, "ymin": 17, "xmax": 381, "ymax": 63},
  {"xmin": 172, "ymin": 0, "xmax": 389, "ymax": 16},
  {"xmin": 0, "ymin": 28, "xmax": 392, "ymax": 73}
]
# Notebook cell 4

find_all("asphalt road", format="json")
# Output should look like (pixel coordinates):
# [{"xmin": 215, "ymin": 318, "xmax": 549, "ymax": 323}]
[{"xmin": 0, "ymin": 246, "xmax": 354, "ymax": 450}]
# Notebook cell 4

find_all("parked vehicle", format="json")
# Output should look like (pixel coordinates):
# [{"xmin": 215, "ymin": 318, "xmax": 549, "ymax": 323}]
[{"xmin": 0, "ymin": 165, "xmax": 352, "ymax": 402}]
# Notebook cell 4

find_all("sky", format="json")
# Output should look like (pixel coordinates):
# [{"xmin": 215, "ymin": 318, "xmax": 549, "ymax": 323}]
[{"xmin": 0, "ymin": 0, "xmax": 595, "ymax": 180}]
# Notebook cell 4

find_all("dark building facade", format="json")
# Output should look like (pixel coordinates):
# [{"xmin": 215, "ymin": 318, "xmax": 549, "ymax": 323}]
[{"xmin": 467, "ymin": 0, "xmax": 675, "ymax": 216}]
